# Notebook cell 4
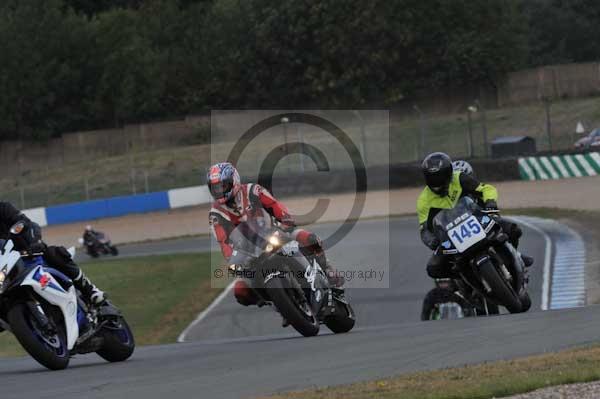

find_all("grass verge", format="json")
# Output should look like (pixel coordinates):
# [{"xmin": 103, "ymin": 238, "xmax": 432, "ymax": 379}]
[
  {"xmin": 0, "ymin": 252, "xmax": 222, "ymax": 358},
  {"xmin": 266, "ymin": 344, "xmax": 600, "ymax": 399}
]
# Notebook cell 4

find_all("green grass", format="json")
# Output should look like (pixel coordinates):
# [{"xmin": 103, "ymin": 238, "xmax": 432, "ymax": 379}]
[
  {"xmin": 4, "ymin": 96, "xmax": 600, "ymax": 208},
  {"xmin": 265, "ymin": 345, "xmax": 600, "ymax": 399},
  {"xmin": 0, "ymin": 252, "xmax": 224, "ymax": 358}
]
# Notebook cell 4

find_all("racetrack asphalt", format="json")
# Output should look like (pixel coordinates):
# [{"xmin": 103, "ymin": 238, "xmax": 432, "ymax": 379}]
[{"xmin": 2, "ymin": 216, "xmax": 593, "ymax": 399}]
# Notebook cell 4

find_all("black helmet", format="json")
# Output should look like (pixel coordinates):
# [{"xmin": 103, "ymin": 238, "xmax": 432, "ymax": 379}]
[{"xmin": 422, "ymin": 152, "xmax": 453, "ymax": 196}]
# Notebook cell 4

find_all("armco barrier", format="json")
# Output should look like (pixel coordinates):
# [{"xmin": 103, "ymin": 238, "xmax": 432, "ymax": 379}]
[
  {"xmin": 519, "ymin": 152, "xmax": 600, "ymax": 180},
  {"xmin": 25, "ymin": 187, "xmax": 210, "ymax": 227},
  {"xmin": 45, "ymin": 192, "xmax": 171, "ymax": 225}
]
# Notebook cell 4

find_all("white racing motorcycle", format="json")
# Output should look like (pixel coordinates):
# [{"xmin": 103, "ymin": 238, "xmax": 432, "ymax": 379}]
[{"xmin": 0, "ymin": 223, "xmax": 134, "ymax": 370}]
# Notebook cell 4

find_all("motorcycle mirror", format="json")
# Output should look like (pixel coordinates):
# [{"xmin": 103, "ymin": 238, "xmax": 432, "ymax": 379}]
[{"xmin": 9, "ymin": 222, "xmax": 24, "ymax": 235}]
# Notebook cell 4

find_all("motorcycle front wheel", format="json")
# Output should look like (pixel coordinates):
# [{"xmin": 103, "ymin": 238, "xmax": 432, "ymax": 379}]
[
  {"xmin": 479, "ymin": 260, "xmax": 522, "ymax": 313},
  {"xmin": 421, "ymin": 288, "xmax": 468, "ymax": 321},
  {"xmin": 264, "ymin": 275, "xmax": 319, "ymax": 337},
  {"xmin": 8, "ymin": 302, "xmax": 70, "ymax": 370}
]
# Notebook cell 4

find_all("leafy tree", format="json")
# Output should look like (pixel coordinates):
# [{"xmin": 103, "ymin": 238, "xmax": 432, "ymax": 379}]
[
  {"xmin": 0, "ymin": 0, "xmax": 91, "ymax": 139},
  {"xmin": 523, "ymin": 0, "xmax": 600, "ymax": 66},
  {"xmin": 64, "ymin": 0, "xmax": 145, "ymax": 16}
]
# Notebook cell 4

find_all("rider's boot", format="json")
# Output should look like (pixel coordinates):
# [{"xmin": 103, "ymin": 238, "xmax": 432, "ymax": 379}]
[
  {"xmin": 233, "ymin": 279, "xmax": 263, "ymax": 306},
  {"xmin": 314, "ymin": 252, "xmax": 344, "ymax": 290},
  {"xmin": 73, "ymin": 271, "xmax": 106, "ymax": 305},
  {"xmin": 522, "ymin": 255, "xmax": 534, "ymax": 267}
]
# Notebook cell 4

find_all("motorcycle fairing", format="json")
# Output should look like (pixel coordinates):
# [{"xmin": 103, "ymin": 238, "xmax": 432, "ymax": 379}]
[{"xmin": 21, "ymin": 266, "xmax": 79, "ymax": 350}]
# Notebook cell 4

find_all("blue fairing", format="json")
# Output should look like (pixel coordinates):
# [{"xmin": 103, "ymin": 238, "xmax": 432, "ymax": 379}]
[
  {"xmin": 43, "ymin": 268, "xmax": 73, "ymax": 291},
  {"xmin": 23, "ymin": 257, "xmax": 70, "ymax": 293}
]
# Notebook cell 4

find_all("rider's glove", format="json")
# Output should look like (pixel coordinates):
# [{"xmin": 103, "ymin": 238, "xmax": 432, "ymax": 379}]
[
  {"xmin": 484, "ymin": 200, "xmax": 499, "ymax": 212},
  {"xmin": 429, "ymin": 238, "xmax": 441, "ymax": 251},
  {"xmin": 280, "ymin": 222, "xmax": 295, "ymax": 233},
  {"xmin": 28, "ymin": 241, "xmax": 47, "ymax": 254}
]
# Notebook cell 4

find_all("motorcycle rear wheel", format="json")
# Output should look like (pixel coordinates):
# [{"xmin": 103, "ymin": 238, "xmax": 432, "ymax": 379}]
[
  {"xmin": 109, "ymin": 246, "xmax": 119, "ymax": 256},
  {"xmin": 520, "ymin": 291, "xmax": 532, "ymax": 312},
  {"xmin": 324, "ymin": 300, "xmax": 355, "ymax": 333},
  {"xmin": 96, "ymin": 318, "xmax": 135, "ymax": 362}
]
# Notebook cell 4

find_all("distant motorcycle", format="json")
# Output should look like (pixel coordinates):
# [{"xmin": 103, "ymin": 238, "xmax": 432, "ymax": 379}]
[
  {"xmin": 79, "ymin": 232, "xmax": 118, "ymax": 258},
  {"xmin": 227, "ymin": 219, "xmax": 355, "ymax": 337},
  {"xmin": 0, "ymin": 223, "xmax": 134, "ymax": 370},
  {"xmin": 421, "ymin": 196, "xmax": 531, "ymax": 320}
]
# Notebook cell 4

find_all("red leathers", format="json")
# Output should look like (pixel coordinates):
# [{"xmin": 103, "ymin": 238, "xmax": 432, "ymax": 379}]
[
  {"xmin": 209, "ymin": 183, "xmax": 337, "ymax": 305},
  {"xmin": 209, "ymin": 183, "xmax": 319, "ymax": 260}
]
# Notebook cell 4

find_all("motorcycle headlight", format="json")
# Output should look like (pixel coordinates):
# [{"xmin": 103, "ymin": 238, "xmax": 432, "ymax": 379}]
[
  {"xmin": 0, "ymin": 271, "xmax": 6, "ymax": 293},
  {"xmin": 266, "ymin": 244, "xmax": 274, "ymax": 253},
  {"xmin": 268, "ymin": 235, "xmax": 280, "ymax": 246}
]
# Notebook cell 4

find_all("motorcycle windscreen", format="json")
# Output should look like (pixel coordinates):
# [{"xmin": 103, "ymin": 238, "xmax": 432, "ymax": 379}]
[
  {"xmin": 432, "ymin": 196, "xmax": 480, "ymax": 240},
  {"xmin": 228, "ymin": 218, "xmax": 273, "ymax": 258}
]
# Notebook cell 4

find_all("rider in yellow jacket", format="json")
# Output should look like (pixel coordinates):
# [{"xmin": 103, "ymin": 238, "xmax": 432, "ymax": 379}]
[{"xmin": 417, "ymin": 152, "xmax": 533, "ymax": 278}]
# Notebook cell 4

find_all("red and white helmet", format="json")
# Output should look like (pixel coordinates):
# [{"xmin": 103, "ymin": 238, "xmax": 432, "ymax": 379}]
[{"xmin": 207, "ymin": 162, "xmax": 241, "ymax": 204}]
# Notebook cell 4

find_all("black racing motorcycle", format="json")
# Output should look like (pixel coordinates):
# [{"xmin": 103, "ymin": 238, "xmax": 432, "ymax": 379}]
[
  {"xmin": 227, "ymin": 219, "xmax": 355, "ymax": 337},
  {"xmin": 421, "ymin": 196, "xmax": 531, "ymax": 320},
  {"xmin": 80, "ymin": 232, "xmax": 118, "ymax": 258}
]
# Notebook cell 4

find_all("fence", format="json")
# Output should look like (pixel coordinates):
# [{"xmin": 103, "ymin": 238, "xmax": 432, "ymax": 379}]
[
  {"xmin": 396, "ymin": 95, "xmax": 600, "ymax": 162},
  {"xmin": 4, "ymin": 59, "xmax": 600, "ymax": 208},
  {"xmin": 4, "ymin": 95, "xmax": 600, "ymax": 209}
]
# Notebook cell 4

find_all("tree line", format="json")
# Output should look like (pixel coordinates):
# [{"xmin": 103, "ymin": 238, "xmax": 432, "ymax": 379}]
[{"xmin": 0, "ymin": 0, "xmax": 598, "ymax": 141}]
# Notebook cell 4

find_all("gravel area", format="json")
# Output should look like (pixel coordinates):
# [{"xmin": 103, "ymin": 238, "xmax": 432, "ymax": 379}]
[{"xmin": 503, "ymin": 381, "xmax": 600, "ymax": 398}]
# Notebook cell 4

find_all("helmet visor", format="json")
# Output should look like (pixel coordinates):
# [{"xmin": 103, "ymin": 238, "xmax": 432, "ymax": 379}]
[
  {"xmin": 209, "ymin": 178, "xmax": 233, "ymax": 200},
  {"xmin": 425, "ymin": 172, "xmax": 452, "ymax": 194}
]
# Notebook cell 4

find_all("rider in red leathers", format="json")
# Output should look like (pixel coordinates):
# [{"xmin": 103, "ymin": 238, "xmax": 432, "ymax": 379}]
[{"xmin": 207, "ymin": 162, "xmax": 343, "ymax": 307}]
